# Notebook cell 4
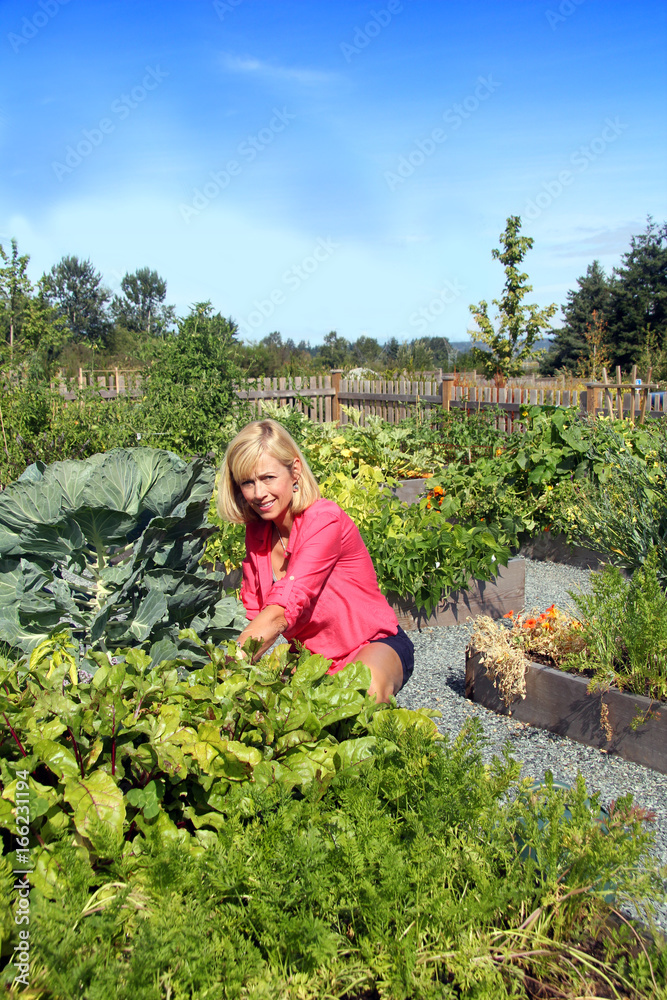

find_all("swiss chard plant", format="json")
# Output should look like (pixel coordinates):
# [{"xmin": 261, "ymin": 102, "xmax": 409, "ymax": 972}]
[
  {"xmin": 0, "ymin": 448, "xmax": 245, "ymax": 662},
  {"xmin": 0, "ymin": 636, "xmax": 440, "ymax": 880}
]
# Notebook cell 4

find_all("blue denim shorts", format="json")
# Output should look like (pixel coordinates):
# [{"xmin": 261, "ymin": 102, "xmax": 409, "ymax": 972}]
[{"xmin": 370, "ymin": 625, "xmax": 415, "ymax": 691}]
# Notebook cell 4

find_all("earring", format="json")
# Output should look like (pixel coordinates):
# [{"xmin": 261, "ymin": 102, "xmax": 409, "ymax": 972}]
[{"xmin": 292, "ymin": 481, "xmax": 299, "ymax": 493}]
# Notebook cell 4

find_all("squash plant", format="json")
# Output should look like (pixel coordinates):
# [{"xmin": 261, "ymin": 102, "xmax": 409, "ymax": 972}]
[
  {"xmin": 322, "ymin": 465, "xmax": 511, "ymax": 614},
  {"xmin": 0, "ymin": 448, "xmax": 245, "ymax": 662}
]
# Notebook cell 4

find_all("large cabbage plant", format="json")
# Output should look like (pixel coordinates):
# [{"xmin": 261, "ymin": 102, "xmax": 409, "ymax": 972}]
[{"xmin": 0, "ymin": 448, "xmax": 245, "ymax": 660}]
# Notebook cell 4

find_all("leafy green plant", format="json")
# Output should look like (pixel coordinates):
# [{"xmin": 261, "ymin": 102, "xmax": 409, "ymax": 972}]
[
  {"xmin": 141, "ymin": 301, "xmax": 247, "ymax": 458},
  {"xmin": 565, "ymin": 424, "xmax": 667, "ymax": 588},
  {"xmin": 1, "ymin": 711, "xmax": 663, "ymax": 999},
  {"xmin": 322, "ymin": 464, "xmax": 511, "ymax": 614},
  {"xmin": 0, "ymin": 637, "xmax": 439, "ymax": 868},
  {"xmin": 0, "ymin": 448, "xmax": 244, "ymax": 660},
  {"xmin": 565, "ymin": 548, "xmax": 667, "ymax": 700}
]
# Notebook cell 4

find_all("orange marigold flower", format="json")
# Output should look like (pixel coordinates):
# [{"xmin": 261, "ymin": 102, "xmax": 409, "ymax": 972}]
[
  {"xmin": 503, "ymin": 611, "xmax": 514, "ymax": 618},
  {"xmin": 524, "ymin": 618, "xmax": 538, "ymax": 629},
  {"xmin": 433, "ymin": 486, "xmax": 444, "ymax": 495},
  {"xmin": 426, "ymin": 501, "xmax": 432, "ymax": 508}
]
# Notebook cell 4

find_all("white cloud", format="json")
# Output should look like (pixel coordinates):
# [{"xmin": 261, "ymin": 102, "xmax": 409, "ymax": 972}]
[{"xmin": 219, "ymin": 54, "xmax": 338, "ymax": 87}]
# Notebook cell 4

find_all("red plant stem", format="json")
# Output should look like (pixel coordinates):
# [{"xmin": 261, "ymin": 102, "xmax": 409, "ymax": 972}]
[
  {"xmin": 2, "ymin": 714, "xmax": 27, "ymax": 757},
  {"xmin": 68, "ymin": 728, "xmax": 85, "ymax": 779},
  {"xmin": 111, "ymin": 704, "xmax": 116, "ymax": 777}
]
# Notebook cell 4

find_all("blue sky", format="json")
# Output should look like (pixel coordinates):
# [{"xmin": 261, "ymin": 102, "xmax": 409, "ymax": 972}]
[{"xmin": 1, "ymin": 0, "xmax": 665, "ymax": 346}]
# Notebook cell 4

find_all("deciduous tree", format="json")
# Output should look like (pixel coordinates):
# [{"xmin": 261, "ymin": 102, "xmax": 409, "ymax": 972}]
[
  {"xmin": 469, "ymin": 216, "xmax": 557, "ymax": 380},
  {"xmin": 41, "ymin": 255, "xmax": 111, "ymax": 345},
  {"xmin": 111, "ymin": 267, "xmax": 175, "ymax": 336},
  {"xmin": 0, "ymin": 239, "xmax": 32, "ymax": 356}
]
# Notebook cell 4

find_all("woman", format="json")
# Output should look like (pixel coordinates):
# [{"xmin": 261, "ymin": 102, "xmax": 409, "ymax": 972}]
[{"xmin": 217, "ymin": 419, "xmax": 414, "ymax": 703}]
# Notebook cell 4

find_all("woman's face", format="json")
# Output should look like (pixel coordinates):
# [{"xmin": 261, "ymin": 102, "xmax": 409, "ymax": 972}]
[{"xmin": 238, "ymin": 452, "xmax": 301, "ymax": 529}]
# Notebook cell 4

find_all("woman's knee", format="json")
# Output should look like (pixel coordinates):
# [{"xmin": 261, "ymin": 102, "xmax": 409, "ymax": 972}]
[{"xmin": 357, "ymin": 644, "xmax": 403, "ymax": 704}]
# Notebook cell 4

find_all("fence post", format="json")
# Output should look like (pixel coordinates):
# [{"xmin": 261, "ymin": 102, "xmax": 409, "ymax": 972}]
[
  {"xmin": 440, "ymin": 374, "xmax": 454, "ymax": 412},
  {"xmin": 330, "ymin": 369, "xmax": 343, "ymax": 424}
]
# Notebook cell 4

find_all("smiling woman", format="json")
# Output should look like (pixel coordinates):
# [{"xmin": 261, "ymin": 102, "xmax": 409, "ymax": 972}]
[{"xmin": 217, "ymin": 419, "xmax": 414, "ymax": 703}]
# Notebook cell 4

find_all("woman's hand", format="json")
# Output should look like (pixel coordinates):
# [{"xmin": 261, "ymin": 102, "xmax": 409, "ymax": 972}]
[{"xmin": 238, "ymin": 604, "xmax": 288, "ymax": 661}]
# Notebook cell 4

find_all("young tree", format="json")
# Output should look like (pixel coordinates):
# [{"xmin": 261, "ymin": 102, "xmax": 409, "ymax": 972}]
[
  {"xmin": 469, "ymin": 216, "xmax": 557, "ymax": 380},
  {"xmin": 411, "ymin": 338, "xmax": 434, "ymax": 371},
  {"xmin": 606, "ymin": 218, "xmax": 667, "ymax": 370},
  {"xmin": 41, "ymin": 255, "xmax": 111, "ymax": 345},
  {"xmin": 540, "ymin": 260, "xmax": 612, "ymax": 375},
  {"xmin": 20, "ymin": 291, "xmax": 71, "ymax": 374},
  {"xmin": 145, "ymin": 301, "xmax": 244, "ymax": 454},
  {"xmin": 0, "ymin": 239, "xmax": 32, "ymax": 357},
  {"xmin": 576, "ymin": 310, "xmax": 612, "ymax": 381},
  {"xmin": 110, "ymin": 267, "xmax": 175, "ymax": 336}
]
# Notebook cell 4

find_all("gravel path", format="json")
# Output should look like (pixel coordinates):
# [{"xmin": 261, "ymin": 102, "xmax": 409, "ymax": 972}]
[{"xmin": 396, "ymin": 557, "xmax": 667, "ymax": 932}]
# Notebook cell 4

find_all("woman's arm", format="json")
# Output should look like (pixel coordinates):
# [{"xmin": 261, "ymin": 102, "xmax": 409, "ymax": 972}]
[{"xmin": 237, "ymin": 604, "xmax": 288, "ymax": 659}]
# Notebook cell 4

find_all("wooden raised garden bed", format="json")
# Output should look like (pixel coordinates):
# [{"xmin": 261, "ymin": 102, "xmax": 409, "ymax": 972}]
[
  {"xmin": 389, "ymin": 557, "xmax": 525, "ymax": 631},
  {"xmin": 465, "ymin": 649, "xmax": 667, "ymax": 774}
]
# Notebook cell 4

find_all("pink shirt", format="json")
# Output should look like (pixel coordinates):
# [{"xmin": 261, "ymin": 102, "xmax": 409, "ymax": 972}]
[{"xmin": 240, "ymin": 498, "xmax": 399, "ymax": 672}]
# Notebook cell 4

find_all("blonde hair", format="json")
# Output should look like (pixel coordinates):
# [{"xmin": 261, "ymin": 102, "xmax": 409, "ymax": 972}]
[{"xmin": 217, "ymin": 419, "xmax": 320, "ymax": 524}]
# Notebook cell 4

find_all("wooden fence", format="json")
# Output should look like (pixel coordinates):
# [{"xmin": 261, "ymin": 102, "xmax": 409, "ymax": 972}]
[
  {"xmin": 48, "ymin": 366, "xmax": 666, "ymax": 428},
  {"xmin": 238, "ymin": 370, "xmax": 665, "ymax": 429}
]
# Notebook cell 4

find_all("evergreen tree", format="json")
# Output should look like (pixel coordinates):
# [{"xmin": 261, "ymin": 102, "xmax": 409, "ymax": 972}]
[
  {"xmin": 469, "ymin": 216, "xmax": 557, "ymax": 380},
  {"xmin": 382, "ymin": 337, "xmax": 400, "ymax": 362},
  {"xmin": 421, "ymin": 335, "xmax": 455, "ymax": 370},
  {"xmin": 606, "ymin": 218, "xmax": 667, "ymax": 371},
  {"xmin": 539, "ymin": 260, "xmax": 612, "ymax": 375}
]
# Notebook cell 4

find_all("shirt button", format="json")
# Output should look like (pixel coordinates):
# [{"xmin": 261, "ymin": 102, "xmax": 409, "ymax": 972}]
[{"xmin": 289, "ymin": 575, "xmax": 294, "ymax": 580}]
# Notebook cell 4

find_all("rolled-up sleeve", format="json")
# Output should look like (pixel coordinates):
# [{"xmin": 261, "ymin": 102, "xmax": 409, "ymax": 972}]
[
  {"xmin": 240, "ymin": 524, "xmax": 264, "ymax": 621},
  {"xmin": 265, "ymin": 508, "xmax": 342, "ymax": 631}
]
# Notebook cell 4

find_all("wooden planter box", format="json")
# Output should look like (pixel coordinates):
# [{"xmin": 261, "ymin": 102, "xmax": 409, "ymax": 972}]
[
  {"xmin": 465, "ymin": 649, "xmax": 667, "ymax": 774},
  {"xmin": 212, "ymin": 559, "xmax": 525, "ymax": 633},
  {"xmin": 388, "ymin": 558, "xmax": 525, "ymax": 631},
  {"xmin": 391, "ymin": 477, "xmax": 432, "ymax": 505}
]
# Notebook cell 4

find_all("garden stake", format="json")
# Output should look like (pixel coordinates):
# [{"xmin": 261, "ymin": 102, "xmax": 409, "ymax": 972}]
[{"xmin": 0, "ymin": 399, "xmax": 9, "ymax": 459}]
